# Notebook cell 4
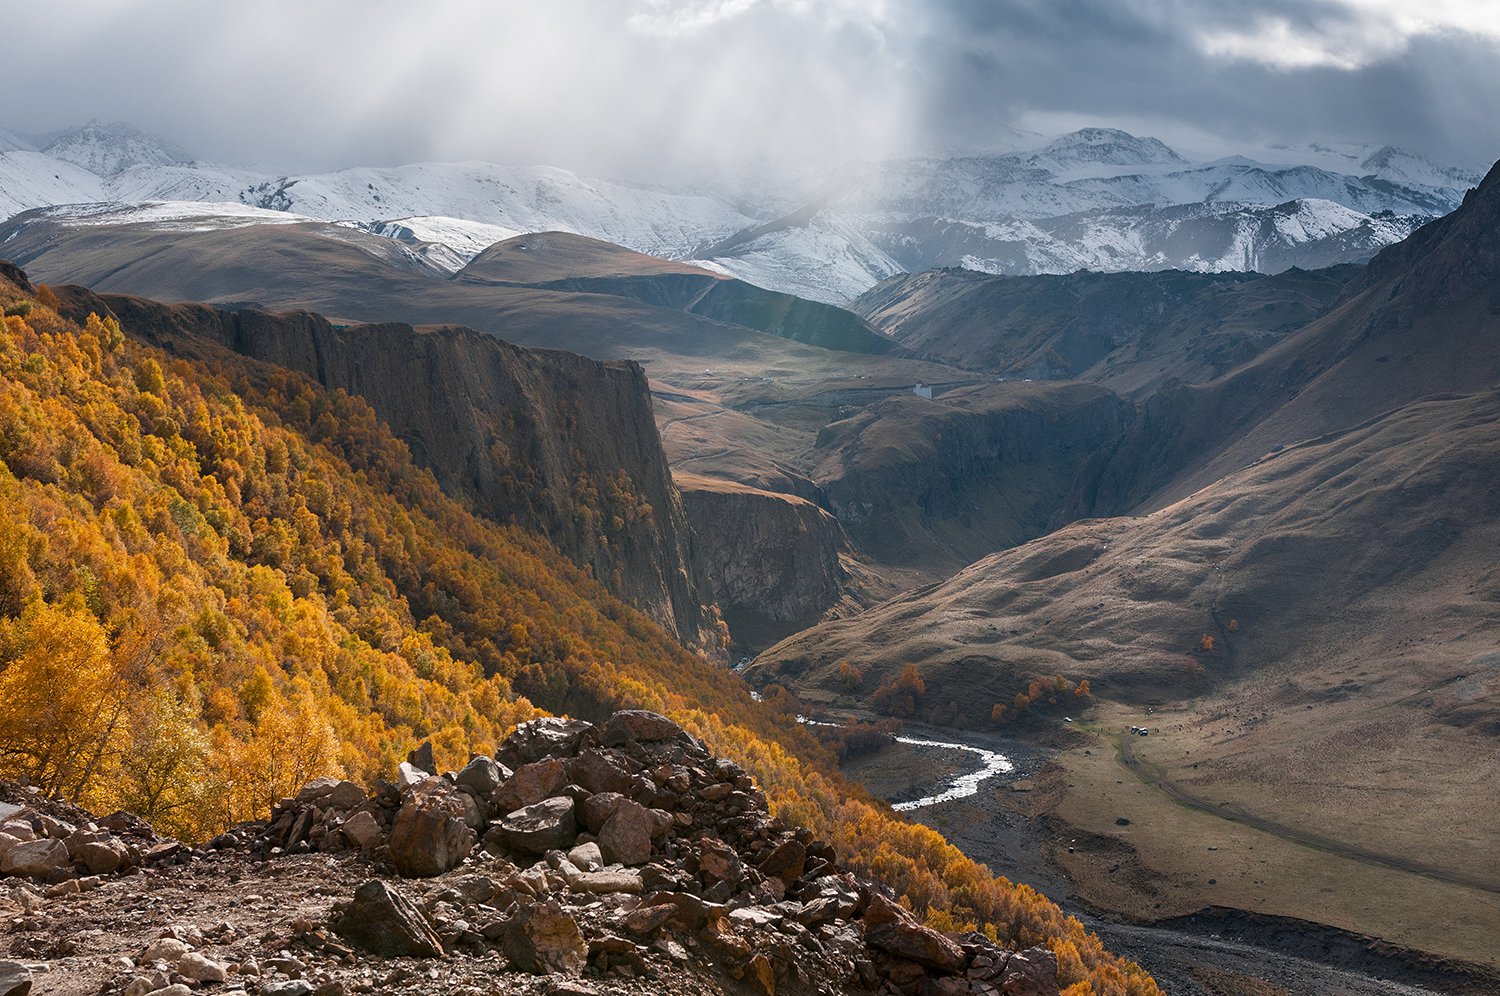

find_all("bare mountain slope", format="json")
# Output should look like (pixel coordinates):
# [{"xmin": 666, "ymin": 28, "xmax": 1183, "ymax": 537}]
[
  {"xmin": 853, "ymin": 265, "xmax": 1357, "ymax": 397},
  {"xmin": 752, "ymin": 385, "xmax": 1500, "ymax": 903}
]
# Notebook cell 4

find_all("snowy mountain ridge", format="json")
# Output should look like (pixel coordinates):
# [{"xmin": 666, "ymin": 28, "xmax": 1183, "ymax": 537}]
[{"xmin": 0, "ymin": 120, "xmax": 1482, "ymax": 303}]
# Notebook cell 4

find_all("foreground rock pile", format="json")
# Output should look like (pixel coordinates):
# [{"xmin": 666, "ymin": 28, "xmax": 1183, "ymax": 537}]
[
  {"xmin": 0, "ymin": 784, "xmax": 190, "ymax": 889},
  {"xmin": 0, "ymin": 712, "xmax": 1061, "ymax": 995}
]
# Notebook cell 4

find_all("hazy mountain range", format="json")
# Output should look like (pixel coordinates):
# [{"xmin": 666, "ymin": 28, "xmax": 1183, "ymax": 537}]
[{"xmin": 0, "ymin": 121, "xmax": 1482, "ymax": 304}]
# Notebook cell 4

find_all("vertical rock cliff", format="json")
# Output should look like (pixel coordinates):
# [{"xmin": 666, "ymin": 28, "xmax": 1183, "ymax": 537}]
[
  {"xmin": 675, "ymin": 474, "xmax": 854, "ymax": 651},
  {"xmin": 54, "ymin": 286, "xmax": 723, "ymax": 652}
]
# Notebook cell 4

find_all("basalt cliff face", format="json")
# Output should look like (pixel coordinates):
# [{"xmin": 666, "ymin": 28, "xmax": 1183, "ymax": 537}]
[
  {"xmin": 676, "ymin": 474, "xmax": 855, "ymax": 651},
  {"xmin": 52, "ymin": 285, "xmax": 723, "ymax": 652}
]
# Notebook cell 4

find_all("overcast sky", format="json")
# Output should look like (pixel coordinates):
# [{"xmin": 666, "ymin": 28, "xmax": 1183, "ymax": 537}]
[{"xmin": 4, "ymin": 0, "xmax": 1498, "ymax": 175}]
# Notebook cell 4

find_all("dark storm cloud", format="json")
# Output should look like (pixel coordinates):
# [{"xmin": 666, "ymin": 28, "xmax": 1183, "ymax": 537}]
[
  {"xmin": 911, "ymin": 0, "xmax": 1500, "ymax": 168},
  {"xmin": 1, "ymin": 1, "xmax": 1496, "ymax": 174}
]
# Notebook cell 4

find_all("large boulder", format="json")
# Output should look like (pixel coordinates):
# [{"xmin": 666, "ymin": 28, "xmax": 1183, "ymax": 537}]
[
  {"xmin": 338, "ymin": 811, "xmax": 385, "ymax": 851},
  {"xmin": 0, "ymin": 961, "xmax": 31, "ymax": 996},
  {"xmin": 496, "ymin": 797, "xmax": 577, "ymax": 855},
  {"xmin": 759, "ymin": 838, "xmax": 806, "ymax": 885},
  {"xmin": 455, "ymin": 756, "xmax": 507, "ymax": 796},
  {"xmin": 387, "ymin": 786, "xmax": 475, "ymax": 877},
  {"xmin": 696, "ymin": 837, "xmax": 743, "ymax": 888},
  {"xmin": 998, "ymin": 945, "xmax": 1062, "ymax": 996},
  {"xmin": 76, "ymin": 838, "xmax": 128, "ymax": 875},
  {"xmin": 601, "ymin": 710, "xmax": 684, "ymax": 746},
  {"xmin": 597, "ymin": 798, "xmax": 655, "ymax": 866},
  {"xmin": 502, "ymin": 901, "xmax": 588, "ymax": 976},
  {"xmin": 862, "ymin": 893, "xmax": 966, "ymax": 972},
  {"xmin": 566, "ymin": 749, "xmax": 634, "ymax": 795},
  {"xmin": 493, "ymin": 759, "xmax": 566, "ymax": 815},
  {"xmin": 579, "ymin": 792, "xmax": 627, "ymax": 834},
  {"xmin": 333, "ymin": 880, "xmax": 445, "ymax": 957},
  {"xmin": 0, "ymin": 838, "xmax": 70, "ymax": 881},
  {"xmin": 497, "ymin": 718, "xmax": 599, "ymax": 768},
  {"xmin": 407, "ymin": 741, "xmax": 436, "ymax": 775}
]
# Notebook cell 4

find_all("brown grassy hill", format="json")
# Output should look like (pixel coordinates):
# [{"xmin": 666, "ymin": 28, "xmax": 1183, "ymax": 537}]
[
  {"xmin": 0, "ymin": 215, "xmax": 902, "ymax": 359},
  {"xmin": 457, "ymin": 230, "xmax": 718, "ymax": 284},
  {"xmin": 852, "ymin": 266, "xmax": 1355, "ymax": 397},
  {"xmin": 752, "ymin": 385, "xmax": 1500, "ymax": 921}
]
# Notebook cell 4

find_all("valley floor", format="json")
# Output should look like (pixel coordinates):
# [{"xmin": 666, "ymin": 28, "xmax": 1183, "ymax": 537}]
[{"xmin": 833, "ymin": 716, "xmax": 1500, "ymax": 996}]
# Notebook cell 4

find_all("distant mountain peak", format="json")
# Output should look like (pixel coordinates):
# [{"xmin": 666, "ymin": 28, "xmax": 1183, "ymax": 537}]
[
  {"xmin": 41, "ymin": 120, "xmax": 192, "ymax": 177},
  {"xmin": 1358, "ymin": 144, "xmax": 1481, "ymax": 191},
  {"xmin": 1028, "ymin": 127, "xmax": 1187, "ymax": 170}
]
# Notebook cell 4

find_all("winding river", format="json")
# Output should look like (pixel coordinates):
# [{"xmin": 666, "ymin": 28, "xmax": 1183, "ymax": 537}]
[
  {"xmin": 794, "ymin": 714, "xmax": 1014, "ymax": 811},
  {"xmin": 887, "ymin": 734, "xmax": 1014, "ymax": 811}
]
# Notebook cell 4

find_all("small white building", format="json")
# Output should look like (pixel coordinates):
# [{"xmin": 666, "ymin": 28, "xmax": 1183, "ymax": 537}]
[{"xmin": 913, "ymin": 382, "xmax": 934, "ymax": 399}]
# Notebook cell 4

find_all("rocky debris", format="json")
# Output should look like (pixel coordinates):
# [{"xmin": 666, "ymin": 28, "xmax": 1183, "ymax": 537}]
[
  {"xmin": 0, "ymin": 710, "xmax": 1064, "ymax": 996},
  {"xmin": 0, "ymin": 784, "xmax": 183, "ymax": 890},
  {"xmin": 333, "ymin": 879, "xmax": 445, "ymax": 957}
]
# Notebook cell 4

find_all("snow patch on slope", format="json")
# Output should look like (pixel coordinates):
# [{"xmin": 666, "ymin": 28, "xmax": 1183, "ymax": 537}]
[{"xmin": 695, "ymin": 212, "xmax": 904, "ymax": 304}]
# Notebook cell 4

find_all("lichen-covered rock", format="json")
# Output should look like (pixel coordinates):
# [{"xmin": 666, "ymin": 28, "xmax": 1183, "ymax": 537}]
[{"xmin": 502, "ymin": 900, "xmax": 588, "ymax": 976}]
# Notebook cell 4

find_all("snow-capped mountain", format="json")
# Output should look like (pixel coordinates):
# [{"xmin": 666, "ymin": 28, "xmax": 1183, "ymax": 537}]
[
  {"xmin": 692, "ymin": 204, "xmax": 904, "ymax": 304},
  {"xmin": 40, "ymin": 121, "xmax": 191, "ymax": 177},
  {"xmin": 0, "ymin": 120, "xmax": 1483, "ymax": 303},
  {"xmin": 1023, "ymin": 126, "xmax": 1187, "ymax": 173},
  {"xmin": 239, "ymin": 162, "xmax": 755, "ymax": 260},
  {"xmin": 864, "ymin": 198, "xmax": 1427, "ymax": 277}
]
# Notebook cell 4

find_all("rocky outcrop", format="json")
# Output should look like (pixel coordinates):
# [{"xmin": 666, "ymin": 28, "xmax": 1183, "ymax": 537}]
[
  {"xmin": 677, "ymin": 474, "xmax": 853, "ymax": 649},
  {"xmin": 46, "ymin": 282, "xmax": 722, "ymax": 652}
]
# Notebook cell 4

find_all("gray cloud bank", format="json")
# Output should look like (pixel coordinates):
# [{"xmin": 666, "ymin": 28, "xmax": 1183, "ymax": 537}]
[{"xmin": 2, "ymin": 0, "xmax": 1496, "ymax": 175}]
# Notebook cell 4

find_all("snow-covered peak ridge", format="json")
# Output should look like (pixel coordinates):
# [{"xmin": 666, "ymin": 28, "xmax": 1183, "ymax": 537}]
[
  {"xmin": 1359, "ymin": 145, "xmax": 1482, "ymax": 191},
  {"xmin": 238, "ymin": 161, "xmax": 758, "ymax": 260},
  {"xmin": 41, "ymin": 121, "xmax": 192, "ymax": 178},
  {"xmin": 1026, "ymin": 127, "xmax": 1187, "ymax": 172}
]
